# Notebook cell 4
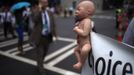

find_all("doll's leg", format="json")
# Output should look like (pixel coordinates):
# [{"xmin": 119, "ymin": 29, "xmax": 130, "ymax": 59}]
[
  {"xmin": 73, "ymin": 44, "xmax": 91, "ymax": 70},
  {"xmin": 74, "ymin": 46, "xmax": 81, "ymax": 62},
  {"xmin": 73, "ymin": 46, "xmax": 82, "ymax": 70},
  {"xmin": 81, "ymin": 44, "xmax": 91, "ymax": 66}
]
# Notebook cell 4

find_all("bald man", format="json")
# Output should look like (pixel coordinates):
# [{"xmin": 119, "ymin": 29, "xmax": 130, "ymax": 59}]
[{"xmin": 73, "ymin": 0, "xmax": 95, "ymax": 70}]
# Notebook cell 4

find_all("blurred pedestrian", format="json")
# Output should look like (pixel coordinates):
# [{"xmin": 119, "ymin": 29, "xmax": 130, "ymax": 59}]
[
  {"xmin": 0, "ymin": 12, "xmax": 3, "ymax": 26},
  {"xmin": 68, "ymin": 6, "xmax": 73, "ymax": 16},
  {"xmin": 2, "ymin": 7, "xmax": 16, "ymax": 38},
  {"xmin": 14, "ymin": 8, "xmax": 25, "ymax": 54},
  {"xmin": 22, "ymin": 7, "xmax": 31, "ymax": 36},
  {"xmin": 123, "ymin": 17, "xmax": 134, "ymax": 46},
  {"xmin": 29, "ymin": 0, "xmax": 57, "ymax": 75},
  {"xmin": 115, "ymin": 8, "xmax": 122, "ymax": 29},
  {"xmin": 63, "ymin": 7, "xmax": 68, "ymax": 18}
]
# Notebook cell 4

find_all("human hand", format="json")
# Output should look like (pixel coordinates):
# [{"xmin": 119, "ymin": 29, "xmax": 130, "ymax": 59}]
[
  {"xmin": 73, "ymin": 26, "xmax": 79, "ymax": 32},
  {"xmin": 53, "ymin": 36, "xmax": 58, "ymax": 42}
]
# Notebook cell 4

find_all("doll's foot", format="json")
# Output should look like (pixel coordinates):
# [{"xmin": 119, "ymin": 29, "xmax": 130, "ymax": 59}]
[{"xmin": 73, "ymin": 62, "xmax": 82, "ymax": 70}]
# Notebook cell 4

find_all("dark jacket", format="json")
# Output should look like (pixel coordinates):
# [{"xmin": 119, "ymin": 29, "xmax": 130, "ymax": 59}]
[{"xmin": 30, "ymin": 9, "xmax": 57, "ymax": 46}]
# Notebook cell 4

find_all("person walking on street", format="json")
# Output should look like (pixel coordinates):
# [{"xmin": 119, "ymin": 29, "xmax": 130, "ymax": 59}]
[
  {"xmin": 14, "ymin": 8, "xmax": 25, "ymax": 54},
  {"xmin": 30, "ymin": 0, "xmax": 57, "ymax": 75},
  {"xmin": 22, "ymin": 7, "xmax": 31, "ymax": 36},
  {"xmin": 2, "ymin": 7, "xmax": 16, "ymax": 39}
]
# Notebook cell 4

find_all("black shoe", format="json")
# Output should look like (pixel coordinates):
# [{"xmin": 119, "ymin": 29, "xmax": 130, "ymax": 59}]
[{"xmin": 18, "ymin": 46, "xmax": 25, "ymax": 55}]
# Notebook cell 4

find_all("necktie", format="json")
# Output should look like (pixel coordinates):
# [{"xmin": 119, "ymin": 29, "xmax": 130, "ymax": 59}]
[
  {"xmin": 42, "ymin": 12, "xmax": 49, "ymax": 35},
  {"xmin": 4, "ymin": 12, "xmax": 7, "ymax": 22}
]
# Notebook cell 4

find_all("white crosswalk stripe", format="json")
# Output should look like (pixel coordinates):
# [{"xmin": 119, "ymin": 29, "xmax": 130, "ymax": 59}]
[
  {"xmin": 92, "ymin": 15, "xmax": 115, "ymax": 19},
  {"xmin": 5, "ymin": 43, "xmax": 30, "ymax": 53},
  {"xmin": 0, "ymin": 50, "xmax": 79, "ymax": 75},
  {"xmin": 0, "ymin": 31, "xmax": 28, "ymax": 40},
  {"xmin": 0, "ymin": 30, "xmax": 79, "ymax": 74},
  {"xmin": 47, "ymin": 48, "xmax": 74, "ymax": 66},
  {"xmin": 0, "ymin": 36, "xmax": 29, "ymax": 48}
]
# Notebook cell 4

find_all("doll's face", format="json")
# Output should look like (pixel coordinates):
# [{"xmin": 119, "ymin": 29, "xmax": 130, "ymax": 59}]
[
  {"xmin": 75, "ymin": 1, "xmax": 95, "ymax": 21},
  {"xmin": 75, "ymin": 4, "xmax": 88, "ymax": 20}
]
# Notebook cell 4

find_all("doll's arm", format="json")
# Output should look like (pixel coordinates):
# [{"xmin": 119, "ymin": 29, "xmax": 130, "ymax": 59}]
[{"xmin": 73, "ymin": 19, "xmax": 91, "ymax": 36}]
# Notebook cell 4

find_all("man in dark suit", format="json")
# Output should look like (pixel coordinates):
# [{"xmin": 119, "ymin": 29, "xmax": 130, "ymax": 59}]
[
  {"xmin": 3, "ymin": 8, "xmax": 16, "ymax": 38},
  {"xmin": 30, "ymin": 0, "xmax": 57, "ymax": 74}
]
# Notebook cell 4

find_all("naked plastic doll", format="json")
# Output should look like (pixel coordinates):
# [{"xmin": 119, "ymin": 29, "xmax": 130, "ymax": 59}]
[{"xmin": 73, "ymin": 0, "xmax": 95, "ymax": 70}]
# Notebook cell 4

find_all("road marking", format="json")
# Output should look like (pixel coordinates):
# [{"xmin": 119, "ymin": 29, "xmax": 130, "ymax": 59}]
[
  {"xmin": 3, "ymin": 36, "xmax": 76, "ymax": 62},
  {"xmin": 0, "ymin": 36, "xmax": 29, "ymax": 48},
  {"xmin": 5, "ymin": 43, "xmax": 30, "ymax": 53},
  {"xmin": 0, "ymin": 32, "xmax": 28, "ymax": 40},
  {"xmin": 5, "ymin": 37, "xmax": 75, "ymax": 54},
  {"xmin": 58, "ymin": 37, "xmax": 75, "ymax": 42},
  {"xmin": 0, "ymin": 36, "xmax": 78, "ymax": 74},
  {"xmin": 47, "ymin": 48, "xmax": 74, "ymax": 66},
  {"xmin": 0, "ymin": 50, "xmax": 80, "ymax": 75},
  {"xmin": 0, "ymin": 31, "xmax": 3, "ymax": 35},
  {"xmin": 92, "ymin": 15, "xmax": 115, "ymax": 19},
  {"xmin": 44, "ymin": 64, "xmax": 80, "ymax": 75},
  {"xmin": 0, "ymin": 35, "xmax": 17, "ymax": 40},
  {"xmin": 45, "ymin": 42, "xmax": 76, "ymax": 61},
  {"xmin": 11, "ymin": 46, "xmax": 33, "ymax": 55},
  {"xmin": 9, "ymin": 41, "xmax": 76, "ymax": 62}
]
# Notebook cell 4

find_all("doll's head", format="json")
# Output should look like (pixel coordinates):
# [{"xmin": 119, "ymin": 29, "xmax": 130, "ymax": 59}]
[{"xmin": 75, "ymin": 0, "xmax": 95, "ymax": 21}]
